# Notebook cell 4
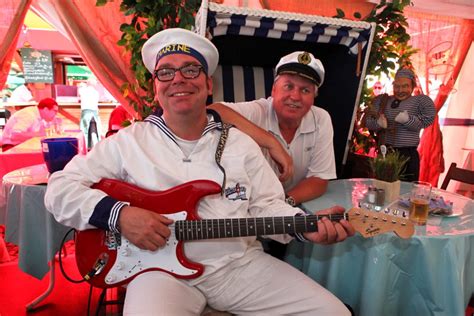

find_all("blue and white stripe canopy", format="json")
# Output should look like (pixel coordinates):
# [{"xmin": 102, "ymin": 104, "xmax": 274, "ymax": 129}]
[{"xmin": 197, "ymin": 2, "xmax": 374, "ymax": 55}]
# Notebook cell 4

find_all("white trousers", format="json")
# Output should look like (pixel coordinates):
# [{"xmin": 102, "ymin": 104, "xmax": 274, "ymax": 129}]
[{"xmin": 123, "ymin": 251, "xmax": 350, "ymax": 316}]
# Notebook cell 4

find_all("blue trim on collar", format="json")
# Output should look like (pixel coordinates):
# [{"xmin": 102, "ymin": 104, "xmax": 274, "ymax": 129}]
[{"xmin": 144, "ymin": 109, "xmax": 225, "ymax": 144}]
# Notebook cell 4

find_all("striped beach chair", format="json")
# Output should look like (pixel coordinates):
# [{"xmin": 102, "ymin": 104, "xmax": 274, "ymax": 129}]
[{"xmin": 197, "ymin": 1, "xmax": 376, "ymax": 176}]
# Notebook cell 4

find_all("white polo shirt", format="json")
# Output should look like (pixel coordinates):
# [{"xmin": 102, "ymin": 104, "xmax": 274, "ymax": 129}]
[{"xmin": 223, "ymin": 97, "xmax": 337, "ymax": 191}]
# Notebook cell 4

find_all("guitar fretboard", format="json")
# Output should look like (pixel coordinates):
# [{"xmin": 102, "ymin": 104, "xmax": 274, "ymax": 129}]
[{"xmin": 175, "ymin": 214, "xmax": 348, "ymax": 241}]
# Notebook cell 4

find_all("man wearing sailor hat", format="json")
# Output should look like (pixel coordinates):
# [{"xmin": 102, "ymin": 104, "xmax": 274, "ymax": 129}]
[{"xmin": 45, "ymin": 28, "xmax": 353, "ymax": 315}]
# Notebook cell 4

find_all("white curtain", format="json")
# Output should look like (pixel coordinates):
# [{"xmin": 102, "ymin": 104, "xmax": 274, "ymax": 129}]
[{"xmin": 439, "ymin": 41, "xmax": 474, "ymax": 192}]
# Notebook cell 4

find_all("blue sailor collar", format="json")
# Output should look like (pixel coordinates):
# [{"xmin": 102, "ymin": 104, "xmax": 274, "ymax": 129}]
[{"xmin": 144, "ymin": 108, "xmax": 225, "ymax": 145}]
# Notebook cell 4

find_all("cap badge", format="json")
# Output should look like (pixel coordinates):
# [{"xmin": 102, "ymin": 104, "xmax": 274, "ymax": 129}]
[{"xmin": 297, "ymin": 52, "xmax": 311, "ymax": 65}]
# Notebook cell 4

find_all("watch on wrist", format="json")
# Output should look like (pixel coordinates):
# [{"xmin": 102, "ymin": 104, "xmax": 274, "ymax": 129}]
[{"xmin": 285, "ymin": 195, "xmax": 296, "ymax": 207}]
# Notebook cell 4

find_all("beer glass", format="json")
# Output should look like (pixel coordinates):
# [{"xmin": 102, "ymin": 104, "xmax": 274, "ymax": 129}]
[{"xmin": 409, "ymin": 181, "xmax": 431, "ymax": 225}]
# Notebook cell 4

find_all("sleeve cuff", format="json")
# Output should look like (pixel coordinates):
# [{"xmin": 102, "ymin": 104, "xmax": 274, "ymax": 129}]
[
  {"xmin": 89, "ymin": 196, "xmax": 128, "ymax": 232},
  {"xmin": 289, "ymin": 213, "xmax": 310, "ymax": 242}
]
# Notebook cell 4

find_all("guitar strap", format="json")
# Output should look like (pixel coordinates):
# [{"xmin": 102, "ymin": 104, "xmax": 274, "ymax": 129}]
[{"xmin": 215, "ymin": 123, "xmax": 232, "ymax": 195}]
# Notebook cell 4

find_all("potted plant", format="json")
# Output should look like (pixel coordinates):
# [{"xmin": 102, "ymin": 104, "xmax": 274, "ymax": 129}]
[{"xmin": 370, "ymin": 147, "xmax": 410, "ymax": 203}]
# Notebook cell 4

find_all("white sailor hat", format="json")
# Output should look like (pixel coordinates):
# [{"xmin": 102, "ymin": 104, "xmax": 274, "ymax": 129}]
[
  {"xmin": 141, "ymin": 28, "xmax": 219, "ymax": 76},
  {"xmin": 275, "ymin": 51, "xmax": 325, "ymax": 87}
]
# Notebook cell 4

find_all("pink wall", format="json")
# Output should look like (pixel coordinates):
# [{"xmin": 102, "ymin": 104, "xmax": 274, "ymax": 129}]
[{"xmin": 16, "ymin": 29, "xmax": 77, "ymax": 54}]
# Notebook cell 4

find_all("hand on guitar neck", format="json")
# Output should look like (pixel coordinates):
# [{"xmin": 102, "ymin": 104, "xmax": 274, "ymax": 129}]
[
  {"xmin": 119, "ymin": 206, "xmax": 174, "ymax": 251},
  {"xmin": 302, "ymin": 205, "xmax": 355, "ymax": 245},
  {"xmin": 119, "ymin": 204, "xmax": 355, "ymax": 251}
]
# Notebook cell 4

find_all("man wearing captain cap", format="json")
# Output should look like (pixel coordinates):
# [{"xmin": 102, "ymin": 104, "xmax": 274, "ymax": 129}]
[
  {"xmin": 210, "ymin": 51, "xmax": 336, "ymax": 207},
  {"xmin": 45, "ymin": 28, "xmax": 353, "ymax": 315}
]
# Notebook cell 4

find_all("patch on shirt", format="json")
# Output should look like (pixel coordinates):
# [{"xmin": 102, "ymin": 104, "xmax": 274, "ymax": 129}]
[
  {"xmin": 304, "ymin": 146, "xmax": 313, "ymax": 152},
  {"xmin": 225, "ymin": 183, "xmax": 248, "ymax": 201}
]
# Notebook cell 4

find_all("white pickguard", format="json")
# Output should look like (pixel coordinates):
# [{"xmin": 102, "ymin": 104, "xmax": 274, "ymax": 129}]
[{"xmin": 105, "ymin": 211, "xmax": 198, "ymax": 285}]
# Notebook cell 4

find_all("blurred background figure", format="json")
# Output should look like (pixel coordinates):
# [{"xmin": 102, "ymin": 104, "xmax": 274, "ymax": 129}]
[
  {"xmin": 372, "ymin": 81, "xmax": 384, "ymax": 96},
  {"xmin": 0, "ymin": 84, "xmax": 12, "ymax": 102},
  {"xmin": 78, "ymin": 77, "xmax": 102, "ymax": 148},
  {"xmin": 8, "ymin": 82, "xmax": 35, "ymax": 103},
  {"xmin": 106, "ymin": 105, "xmax": 132, "ymax": 137},
  {"xmin": 1, "ymin": 98, "xmax": 61, "ymax": 151}
]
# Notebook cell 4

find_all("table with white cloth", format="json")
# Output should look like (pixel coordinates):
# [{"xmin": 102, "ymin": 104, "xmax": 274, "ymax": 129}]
[
  {"xmin": 285, "ymin": 178, "xmax": 474, "ymax": 316},
  {"xmin": 0, "ymin": 164, "xmax": 72, "ymax": 310}
]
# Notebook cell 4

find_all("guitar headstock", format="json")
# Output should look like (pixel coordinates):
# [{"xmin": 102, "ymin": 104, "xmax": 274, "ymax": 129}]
[{"xmin": 347, "ymin": 207, "xmax": 414, "ymax": 239}]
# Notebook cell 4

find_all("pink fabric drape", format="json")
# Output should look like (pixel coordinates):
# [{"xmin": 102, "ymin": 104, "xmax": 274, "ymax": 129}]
[
  {"xmin": 407, "ymin": 11, "xmax": 474, "ymax": 186},
  {"xmin": 31, "ymin": 0, "xmax": 142, "ymax": 118},
  {"xmin": 0, "ymin": 0, "xmax": 32, "ymax": 90},
  {"xmin": 258, "ymin": 0, "xmax": 375, "ymax": 20}
]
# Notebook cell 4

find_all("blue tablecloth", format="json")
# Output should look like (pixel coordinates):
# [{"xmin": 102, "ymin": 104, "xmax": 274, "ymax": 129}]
[
  {"xmin": 1, "ymin": 164, "xmax": 71, "ymax": 279},
  {"xmin": 285, "ymin": 179, "xmax": 474, "ymax": 316}
]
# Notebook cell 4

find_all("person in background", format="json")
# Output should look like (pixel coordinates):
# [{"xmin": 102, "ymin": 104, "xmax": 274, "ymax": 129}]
[
  {"xmin": 372, "ymin": 81, "xmax": 384, "ymax": 96},
  {"xmin": 2, "ymin": 98, "xmax": 61, "ymax": 149},
  {"xmin": 8, "ymin": 83, "xmax": 35, "ymax": 103},
  {"xmin": 209, "ymin": 51, "xmax": 336, "ymax": 206},
  {"xmin": 0, "ymin": 84, "xmax": 12, "ymax": 102},
  {"xmin": 108, "ymin": 105, "xmax": 133, "ymax": 132},
  {"xmin": 78, "ymin": 77, "xmax": 102, "ymax": 148},
  {"xmin": 365, "ymin": 68, "xmax": 436, "ymax": 181},
  {"xmin": 45, "ymin": 28, "xmax": 354, "ymax": 315}
]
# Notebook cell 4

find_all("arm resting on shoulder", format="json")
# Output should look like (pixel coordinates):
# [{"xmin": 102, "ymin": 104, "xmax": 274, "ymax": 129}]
[
  {"xmin": 286, "ymin": 176, "xmax": 328, "ymax": 205},
  {"xmin": 209, "ymin": 103, "xmax": 293, "ymax": 181}
]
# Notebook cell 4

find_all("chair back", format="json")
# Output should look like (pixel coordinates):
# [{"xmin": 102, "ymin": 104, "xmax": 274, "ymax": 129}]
[
  {"xmin": 440, "ymin": 162, "xmax": 474, "ymax": 190},
  {"xmin": 198, "ymin": 2, "xmax": 376, "ymax": 178}
]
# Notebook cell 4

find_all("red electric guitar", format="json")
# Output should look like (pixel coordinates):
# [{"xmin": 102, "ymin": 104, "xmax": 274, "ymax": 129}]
[{"xmin": 75, "ymin": 179, "xmax": 414, "ymax": 288}]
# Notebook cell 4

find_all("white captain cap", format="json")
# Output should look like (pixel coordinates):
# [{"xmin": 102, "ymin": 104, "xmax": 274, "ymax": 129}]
[
  {"xmin": 275, "ymin": 51, "xmax": 325, "ymax": 87},
  {"xmin": 141, "ymin": 28, "xmax": 219, "ymax": 76}
]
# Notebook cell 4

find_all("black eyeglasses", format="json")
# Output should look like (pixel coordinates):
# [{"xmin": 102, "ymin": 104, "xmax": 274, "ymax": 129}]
[
  {"xmin": 391, "ymin": 99, "xmax": 401, "ymax": 109},
  {"xmin": 154, "ymin": 64, "xmax": 203, "ymax": 82}
]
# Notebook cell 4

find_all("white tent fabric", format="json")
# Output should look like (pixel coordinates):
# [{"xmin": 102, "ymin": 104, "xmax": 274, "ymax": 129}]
[{"xmin": 439, "ymin": 41, "xmax": 474, "ymax": 193}]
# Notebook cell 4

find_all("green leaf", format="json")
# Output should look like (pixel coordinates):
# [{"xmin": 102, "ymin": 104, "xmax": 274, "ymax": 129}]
[
  {"xmin": 335, "ymin": 8, "xmax": 345, "ymax": 18},
  {"xmin": 96, "ymin": 0, "xmax": 108, "ymax": 6}
]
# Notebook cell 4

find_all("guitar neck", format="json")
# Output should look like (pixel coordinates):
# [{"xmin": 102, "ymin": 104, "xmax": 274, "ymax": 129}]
[{"xmin": 175, "ymin": 214, "xmax": 347, "ymax": 241}]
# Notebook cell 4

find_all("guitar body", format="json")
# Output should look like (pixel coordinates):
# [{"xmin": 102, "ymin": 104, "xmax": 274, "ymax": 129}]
[{"xmin": 75, "ymin": 179, "xmax": 222, "ymax": 288}]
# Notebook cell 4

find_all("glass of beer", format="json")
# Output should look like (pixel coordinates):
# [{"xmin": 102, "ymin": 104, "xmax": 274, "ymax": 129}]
[{"xmin": 409, "ymin": 181, "xmax": 432, "ymax": 225}]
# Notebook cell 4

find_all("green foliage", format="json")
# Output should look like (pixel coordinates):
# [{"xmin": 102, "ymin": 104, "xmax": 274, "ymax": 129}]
[
  {"xmin": 96, "ymin": 0, "xmax": 202, "ymax": 119},
  {"xmin": 98, "ymin": 0, "xmax": 415, "ymax": 123},
  {"xmin": 370, "ymin": 150, "xmax": 409, "ymax": 182},
  {"xmin": 364, "ymin": 0, "xmax": 417, "ymax": 78}
]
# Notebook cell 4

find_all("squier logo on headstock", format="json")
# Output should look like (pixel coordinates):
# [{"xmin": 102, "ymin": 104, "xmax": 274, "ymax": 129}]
[{"xmin": 347, "ymin": 208, "xmax": 414, "ymax": 239}]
